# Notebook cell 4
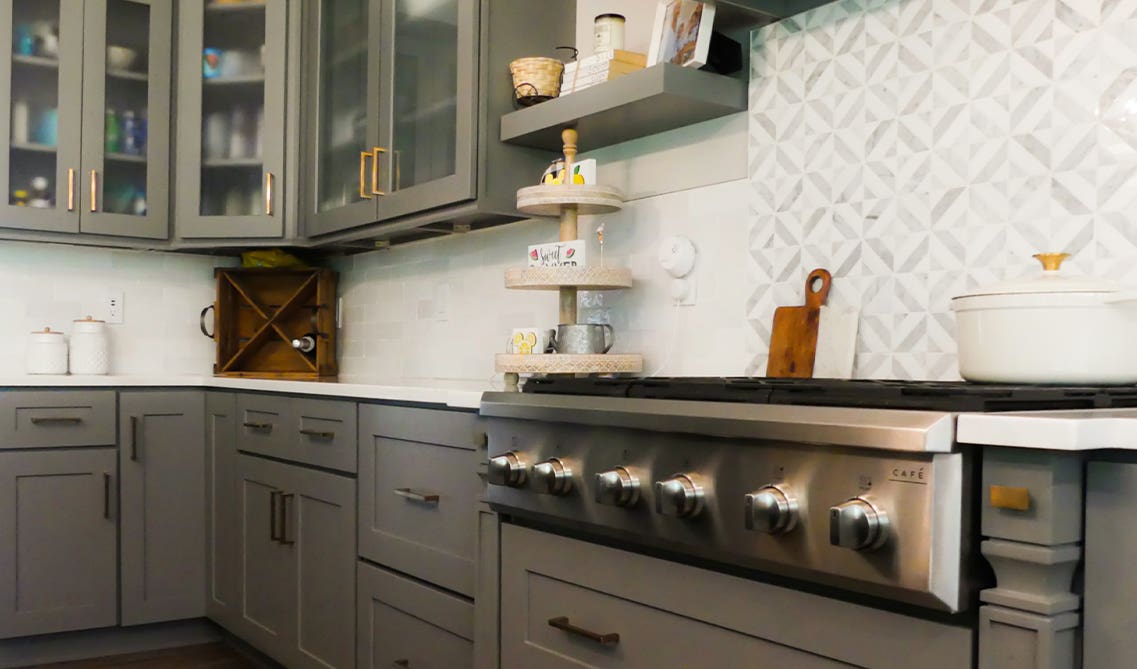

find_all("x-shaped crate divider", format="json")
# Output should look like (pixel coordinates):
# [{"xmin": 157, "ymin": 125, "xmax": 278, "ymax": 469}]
[{"xmin": 218, "ymin": 272, "xmax": 319, "ymax": 373}]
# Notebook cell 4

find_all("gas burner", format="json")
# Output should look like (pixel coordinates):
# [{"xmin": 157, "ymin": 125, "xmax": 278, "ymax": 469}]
[{"xmin": 522, "ymin": 377, "xmax": 1137, "ymax": 412}]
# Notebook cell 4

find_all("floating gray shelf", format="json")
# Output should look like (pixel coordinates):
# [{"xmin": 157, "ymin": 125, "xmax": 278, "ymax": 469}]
[{"xmin": 500, "ymin": 64, "xmax": 746, "ymax": 153}]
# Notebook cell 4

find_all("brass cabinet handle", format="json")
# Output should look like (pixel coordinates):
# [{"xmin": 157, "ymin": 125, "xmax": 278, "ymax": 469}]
[
  {"xmin": 547, "ymin": 617, "xmax": 619, "ymax": 646},
  {"xmin": 129, "ymin": 416, "xmax": 139, "ymax": 462},
  {"xmin": 371, "ymin": 146, "xmax": 387, "ymax": 196},
  {"xmin": 990, "ymin": 485, "xmax": 1031, "ymax": 511},
  {"xmin": 243, "ymin": 421, "xmax": 273, "ymax": 431},
  {"xmin": 67, "ymin": 168, "xmax": 75, "ymax": 211},
  {"xmin": 264, "ymin": 172, "xmax": 274, "ymax": 215},
  {"xmin": 393, "ymin": 488, "xmax": 440, "ymax": 504},
  {"xmin": 30, "ymin": 416, "xmax": 82, "ymax": 425},
  {"xmin": 359, "ymin": 151, "xmax": 373, "ymax": 200},
  {"xmin": 298, "ymin": 428, "xmax": 335, "ymax": 440},
  {"xmin": 279, "ymin": 492, "xmax": 294, "ymax": 545},
  {"xmin": 269, "ymin": 490, "xmax": 282, "ymax": 541},
  {"xmin": 89, "ymin": 169, "xmax": 97, "ymax": 212},
  {"xmin": 103, "ymin": 472, "xmax": 111, "ymax": 519}
]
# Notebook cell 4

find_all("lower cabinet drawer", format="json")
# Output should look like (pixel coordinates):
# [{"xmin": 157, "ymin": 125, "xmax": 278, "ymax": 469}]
[
  {"xmin": 501, "ymin": 524, "xmax": 974, "ymax": 669},
  {"xmin": 357, "ymin": 561, "xmax": 473, "ymax": 669},
  {"xmin": 0, "ymin": 391, "xmax": 115, "ymax": 448}
]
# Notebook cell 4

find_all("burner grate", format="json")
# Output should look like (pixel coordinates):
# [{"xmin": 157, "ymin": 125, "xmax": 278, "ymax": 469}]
[{"xmin": 521, "ymin": 377, "xmax": 1137, "ymax": 412}]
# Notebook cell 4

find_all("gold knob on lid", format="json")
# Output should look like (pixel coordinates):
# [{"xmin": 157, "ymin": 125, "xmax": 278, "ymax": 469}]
[{"xmin": 1033, "ymin": 253, "xmax": 1070, "ymax": 272}]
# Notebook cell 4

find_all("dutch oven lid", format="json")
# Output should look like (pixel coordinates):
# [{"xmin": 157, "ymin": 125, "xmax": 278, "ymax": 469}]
[{"xmin": 952, "ymin": 253, "xmax": 1125, "ymax": 300}]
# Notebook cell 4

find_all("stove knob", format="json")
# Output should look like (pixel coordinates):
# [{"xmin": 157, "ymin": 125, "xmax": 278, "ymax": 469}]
[
  {"xmin": 745, "ymin": 485, "xmax": 799, "ymax": 534},
  {"xmin": 654, "ymin": 474, "xmax": 705, "ymax": 518},
  {"xmin": 595, "ymin": 467, "xmax": 640, "ymax": 507},
  {"xmin": 487, "ymin": 452, "xmax": 528, "ymax": 488},
  {"xmin": 531, "ymin": 458, "xmax": 574, "ymax": 496},
  {"xmin": 829, "ymin": 498, "xmax": 889, "ymax": 551}
]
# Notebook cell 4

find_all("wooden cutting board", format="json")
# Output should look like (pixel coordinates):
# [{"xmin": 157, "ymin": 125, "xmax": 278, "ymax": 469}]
[{"xmin": 766, "ymin": 268, "xmax": 832, "ymax": 378}]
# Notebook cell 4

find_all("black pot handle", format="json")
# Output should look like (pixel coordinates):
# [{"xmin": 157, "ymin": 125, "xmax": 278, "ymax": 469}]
[{"xmin": 200, "ymin": 305, "xmax": 215, "ymax": 339}]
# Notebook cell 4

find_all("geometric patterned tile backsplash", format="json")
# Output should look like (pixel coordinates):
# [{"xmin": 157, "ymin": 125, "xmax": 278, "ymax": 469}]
[{"xmin": 749, "ymin": 0, "xmax": 1137, "ymax": 379}]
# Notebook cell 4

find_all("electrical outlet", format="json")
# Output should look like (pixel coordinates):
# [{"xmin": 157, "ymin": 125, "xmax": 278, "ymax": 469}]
[{"xmin": 105, "ymin": 290, "xmax": 124, "ymax": 324}]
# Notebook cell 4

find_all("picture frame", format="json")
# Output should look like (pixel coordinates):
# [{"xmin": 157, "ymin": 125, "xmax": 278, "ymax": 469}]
[{"xmin": 647, "ymin": 1, "xmax": 717, "ymax": 69}]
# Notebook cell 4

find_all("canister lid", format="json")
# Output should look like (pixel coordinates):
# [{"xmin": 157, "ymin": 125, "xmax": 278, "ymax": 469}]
[{"xmin": 30, "ymin": 327, "xmax": 62, "ymax": 335}]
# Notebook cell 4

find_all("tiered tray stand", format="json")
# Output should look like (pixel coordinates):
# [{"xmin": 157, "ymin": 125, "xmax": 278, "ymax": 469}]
[{"xmin": 495, "ymin": 129, "xmax": 643, "ymax": 391}]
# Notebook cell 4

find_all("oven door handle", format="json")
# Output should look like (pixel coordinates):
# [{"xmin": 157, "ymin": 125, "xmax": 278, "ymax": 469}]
[{"xmin": 547, "ymin": 616, "xmax": 620, "ymax": 646}]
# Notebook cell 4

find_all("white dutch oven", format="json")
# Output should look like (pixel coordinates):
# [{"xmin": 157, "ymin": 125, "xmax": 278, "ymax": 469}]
[{"xmin": 951, "ymin": 253, "xmax": 1137, "ymax": 384}]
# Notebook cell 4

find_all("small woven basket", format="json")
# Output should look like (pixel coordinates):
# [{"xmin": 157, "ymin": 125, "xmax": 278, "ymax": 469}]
[{"xmin": 509, "ymin": 57, "xmax": 564, "ymax": 107}]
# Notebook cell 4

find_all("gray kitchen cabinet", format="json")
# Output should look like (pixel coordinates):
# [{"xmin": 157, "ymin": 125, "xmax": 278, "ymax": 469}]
[
  {"xmin": 236, "ymin": 453, "xmax": 356, "ymax": 669},
  {"xmin": 358, "ymin": 404, "xmax": 481, "ymax": 597},
  {"xmin": 204, "ymin": 392, "xmax": 240, "ymax": 632},
  {"xmin": 118, "ymin": 391, "xmax": 205, "ymax": 626},
  {"xmin": 1084, "ymin": 458, "xmax": 1137, "ymax": 668},
  {"xmin": 0, "ymin": 448, "xmax": 118, "ymax": 639},
  {"xmin": 174, "ymin": 0, "xmax": 287, "ymax": 240},
  {"xmin": 0, "ymin": 0, "xmax": 171, "ymax": 240},
  {"xmin": 0, "ymin": 390, "xmax": 116, "ymax": 448},
  {"xmin": 236, "ymin": 394, "xmax": 358, "ymax": 474},
  {"xmin": 300, "ymin": 0, "xmax": 574, "ymax": 243},
  {"xmin": 357, "ymin": 560, "xmax": 474, "ymax": 669},
  {"xmin": 501, "ymin": 523, "xmax": 973, "ymax": 669}
]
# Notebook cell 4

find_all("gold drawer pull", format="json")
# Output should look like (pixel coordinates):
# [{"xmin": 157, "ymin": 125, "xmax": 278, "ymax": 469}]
[
  {"xmin": 30, "ymin": 416, "xmax": 82, "ymax": 425},
  {"xmin": 393, "ymin": 488, "xmax": 440, "ymax": 504},
  {"xmin": 990, "ymin": 485, "xmax": 1031, "ymax": 511},
  {"xmin": 243, "ymin": 421, "xmax": 273, "ymax": 431},
  {"xmin": 359, "ymin": 151, "xmax": 373, "ymax": 200},
  {"xmin": 548, "ymin": 616, "xmax": 620, "ymax": 646},
  {"xmin": 299, "ymin": 428, "xmax": 335, "ymax": 439}
]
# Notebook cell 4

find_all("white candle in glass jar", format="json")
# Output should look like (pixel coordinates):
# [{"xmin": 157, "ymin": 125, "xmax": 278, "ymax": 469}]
[{"xmin": 594, "ymin": 13, "xmax": 626, "ymax": 53}]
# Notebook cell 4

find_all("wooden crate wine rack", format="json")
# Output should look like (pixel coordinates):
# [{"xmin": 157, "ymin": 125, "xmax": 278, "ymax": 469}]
[{"xmin": 206, "ymin": 268, "xmax": 338, "ymax": 379}]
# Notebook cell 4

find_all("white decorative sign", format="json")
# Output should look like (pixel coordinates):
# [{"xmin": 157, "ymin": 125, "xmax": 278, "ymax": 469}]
[{"xmin": 528, "ymin": 241, "xmax": 586, "ymax": 268}]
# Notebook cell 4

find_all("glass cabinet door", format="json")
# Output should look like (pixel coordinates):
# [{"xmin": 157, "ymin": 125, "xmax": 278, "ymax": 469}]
[
  {"xmin": 376, "ymin": 0, "xmax": 476, "ymax": 223},
  {"xmin": 302, "ymin": 0, "xmax": 380, "ymax": 237},
  {"xmin": 0, "ymin": 0, "xmax": 83, "ymax": 233},
  {"xmin": 176, "ymin": 0, "xmax": 286, "ymax": 239},
  {"xmin": 79, "ymin": 0, "xmax": 171, "ymax": 239}
]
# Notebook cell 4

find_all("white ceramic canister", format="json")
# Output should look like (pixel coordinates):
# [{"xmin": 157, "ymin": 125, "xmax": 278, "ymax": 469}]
[
  {"xmin": 69, "ymin": 316, "xmax": 110, "ymax": 375},
  {"xmin": 27, "ymin": 327, "xmax": 68, "ymax": 374}
]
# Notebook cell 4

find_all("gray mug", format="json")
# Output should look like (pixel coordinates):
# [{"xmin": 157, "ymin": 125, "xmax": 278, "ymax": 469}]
[{"xmin": 552, "ymin": 323, "xmax": 614, "ymax": 355}]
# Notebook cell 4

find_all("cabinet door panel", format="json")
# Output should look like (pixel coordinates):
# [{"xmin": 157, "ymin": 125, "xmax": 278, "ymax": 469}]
[
  {"xmin": 288, "ymin": 465, "xmax": 356, "ymax": 669},
  {"xmin": 79, "ymin": 0, "xmax": 171, "ymax": 239},
  {"xmin": 237, "ymin": 454, "xmax": 294, "ymax": 658},
  {"xmin": 302, "ymin": 0, "xmax": 380, "ymax": 236},
  {"xmin": 0, "ymin": 449, "xmax": 117, "ymax": 638},
  {"xmin": 205, "ymin": 392, "xmax": 240, "ymax": 629},
  {"xmin": 119, "ymin": 391, "xmax": 205, "ymax": 625},
  {"xmin": 176, "ymin": 0, "xmax": 286, "ymax": 239},
  {"xmin": 375, "ymin": 0, "xmax": 476, "ymax": 222},
  {"xmin": 0, "ymin": 0, "xmax": 83, "ymax": 233}
]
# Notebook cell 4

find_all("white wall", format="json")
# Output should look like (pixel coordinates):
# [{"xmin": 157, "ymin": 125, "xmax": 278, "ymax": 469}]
[
  {"xmin": 333, "ymin": 178, "xmax": 752, "ymax": 384},
  {"xmin": 0, "ymin": 241, "xmax": 228, "ymax": 375}
]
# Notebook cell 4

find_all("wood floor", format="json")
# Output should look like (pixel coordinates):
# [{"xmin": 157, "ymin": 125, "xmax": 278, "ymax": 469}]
[{"xmin": 19, "ymin": 643, "xmax": 267, "ymax": 669}]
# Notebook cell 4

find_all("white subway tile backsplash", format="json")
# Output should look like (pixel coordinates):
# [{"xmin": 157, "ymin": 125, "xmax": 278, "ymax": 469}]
[{"xmin": 0, "ymin": 240, "xmax": 229, "ymax": 376}]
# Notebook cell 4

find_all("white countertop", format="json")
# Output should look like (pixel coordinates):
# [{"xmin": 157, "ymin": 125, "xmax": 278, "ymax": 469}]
[
  {"xmin": 958, "ymin": 408, "xmax": 1137, "ymax": 451},
  {"xmin": 0, "ymin": 375, "xmax": 490, "ymax": 410}
]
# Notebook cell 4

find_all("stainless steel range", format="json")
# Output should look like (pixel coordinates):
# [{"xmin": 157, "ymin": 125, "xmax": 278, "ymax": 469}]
[{"xmin": 481, "ymin": 379, "xmax": 1137, "ymax": 613}]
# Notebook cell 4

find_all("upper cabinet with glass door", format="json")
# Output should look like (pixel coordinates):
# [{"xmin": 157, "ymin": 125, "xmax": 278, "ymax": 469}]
[
  {"xmin": 80, "ymin": 0, "xmax": 171, "ymax": 239},
  {"xmin": 0, "ymin": 0, "xmax": 84, "ymax": 234},
  {"xmin": 175, "ymin": 0, "xmax": 286, "ymax": 240},
  {"xmin": 302, "ymin": 0, "xmax": 573, "ymax": 241},
  {"xmin": 304, "ymin": 0, "xmax": 477, "ymax": 237},
  {"xmin": 0, "ymin": 0, "xmax": 171, "ymax": 240}
]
